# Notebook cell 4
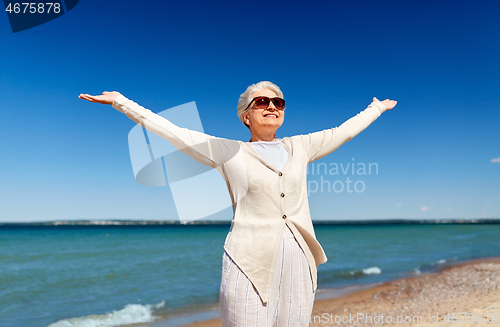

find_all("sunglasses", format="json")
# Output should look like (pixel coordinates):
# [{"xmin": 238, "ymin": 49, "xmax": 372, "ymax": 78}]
[{"xmin": 245, "ymin": 96, "xmax": 285, "ymax": 110}]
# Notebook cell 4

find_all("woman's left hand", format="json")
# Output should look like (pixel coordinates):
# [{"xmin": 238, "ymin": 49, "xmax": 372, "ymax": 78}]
[{"xmin": 373, "ymin": 97, "xmax": 397, "ymax": 110}]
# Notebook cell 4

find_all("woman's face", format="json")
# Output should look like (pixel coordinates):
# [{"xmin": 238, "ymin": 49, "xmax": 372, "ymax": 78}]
[{"xmin": 244, "ymin": 89, "xmax": 285, "ymax": 132}]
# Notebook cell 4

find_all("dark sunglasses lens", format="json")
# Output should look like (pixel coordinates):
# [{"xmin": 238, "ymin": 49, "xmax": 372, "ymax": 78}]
[
  {"xmin": 272, "ymin": 98, "xmax": 285, "ymax": 109},
  {"xmin": 254, "ymin": 97, "xmax": 270, "ymax": 108}
]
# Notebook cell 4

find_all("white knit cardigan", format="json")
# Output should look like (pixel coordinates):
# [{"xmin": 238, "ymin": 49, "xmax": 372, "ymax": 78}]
[{"xmin": 112, "ymin": 95, "xmax": 387, "ymax": 304}]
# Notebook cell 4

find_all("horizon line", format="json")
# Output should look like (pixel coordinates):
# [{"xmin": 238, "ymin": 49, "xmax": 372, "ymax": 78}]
[{"xmin": 1, "ymin": 218, "xmax": 499, "ymax": 227}]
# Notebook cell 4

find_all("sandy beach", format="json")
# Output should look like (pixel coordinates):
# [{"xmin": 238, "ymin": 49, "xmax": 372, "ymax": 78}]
[{"xmin": 180, "ymin": 257, "xmax": 500, "ymax": 327}]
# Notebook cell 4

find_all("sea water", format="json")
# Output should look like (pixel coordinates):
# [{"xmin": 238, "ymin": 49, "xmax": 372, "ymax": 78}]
[{"xmin": 1, "ymin": 223, "xmax": 499, "ymax": 327}]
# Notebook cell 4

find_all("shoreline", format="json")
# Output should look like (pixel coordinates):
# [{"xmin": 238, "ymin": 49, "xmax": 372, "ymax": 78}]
[
  {"xmin": 307, "ymin": 256, "xmax": 500, "ymax": 326},
  {"xmin": 143, "ymin": 256, "xmax": 500, "ymax": 327}
]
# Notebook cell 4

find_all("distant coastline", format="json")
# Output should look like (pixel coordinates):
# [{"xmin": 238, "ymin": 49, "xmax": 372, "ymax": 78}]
[{"xmin": 1, "ymin": 218, "xmax": 499, "ymax": 227}]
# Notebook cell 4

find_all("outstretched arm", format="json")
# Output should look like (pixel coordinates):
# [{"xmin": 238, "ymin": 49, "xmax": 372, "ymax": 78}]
[
  {"xmin": 78, "ymin": 92, "xmax": 239, "ymax": 168},
  {"xmin": 291, "ymin": 97, "xmax": 397, "ymax": 163}
]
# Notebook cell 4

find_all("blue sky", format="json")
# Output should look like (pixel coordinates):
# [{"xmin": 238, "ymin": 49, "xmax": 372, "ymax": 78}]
[{"xmin": 1, "ymin": 0, "xmax": 499, "ymax": 222}]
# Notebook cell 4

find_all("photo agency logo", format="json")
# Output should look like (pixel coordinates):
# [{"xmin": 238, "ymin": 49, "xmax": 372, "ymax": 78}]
[
  {"xmin": 307, "ymin": 159, "xmax": 379, "ymax": 196},
  {"xmin": 3, "ymin": 0, "xmax": 79, "ymax": 33}
]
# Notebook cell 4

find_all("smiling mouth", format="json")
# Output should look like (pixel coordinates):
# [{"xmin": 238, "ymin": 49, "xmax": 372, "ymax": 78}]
[{"xmin": 264, "ymin": 114, "xmax": 278, "ymax": 118}]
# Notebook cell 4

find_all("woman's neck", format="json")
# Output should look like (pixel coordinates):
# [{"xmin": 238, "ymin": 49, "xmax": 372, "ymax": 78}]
[{"xmin": 249, "ymin": 131, "xmax": 277, "ymax": 142}]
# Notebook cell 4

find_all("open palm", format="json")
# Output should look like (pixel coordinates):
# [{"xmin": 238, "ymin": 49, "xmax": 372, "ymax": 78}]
[
  {"xmin": 373, "ymin": 97, "xmax": 397, "ymax": 110},
  {"xmin": 79, "ymin": 91, "xmax": 121, "ymax": 105}
]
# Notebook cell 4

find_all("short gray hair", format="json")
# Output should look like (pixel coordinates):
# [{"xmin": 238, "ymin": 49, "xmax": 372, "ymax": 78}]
[{"xmin": 237, "ymin": 81, "xmax": 284, "ymax": 128}]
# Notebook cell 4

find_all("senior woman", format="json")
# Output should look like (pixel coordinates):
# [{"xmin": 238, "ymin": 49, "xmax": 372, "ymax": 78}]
[{"xmin": 79, "ymin": 81, "xmax": 397, "ymax": 326}]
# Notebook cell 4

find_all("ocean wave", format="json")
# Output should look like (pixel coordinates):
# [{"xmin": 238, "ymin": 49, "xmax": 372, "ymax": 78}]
[
  {"xmin": 415, "ymin": 258, "xmax": 455, "ymax": 274},
  {"xmin": 427, "ymin": 259, "xmax": 447, "ymax": 267},
  {"xmin": 346, "ymin": 266, "xmax": 382, "ymax": 277},
  {"xmin": 362, "ymin": 266, "xmax": 382, "ymax": 275},
  {"xmin": 46, "ymin": 301, "xmax": 165, "ymax": 327}
]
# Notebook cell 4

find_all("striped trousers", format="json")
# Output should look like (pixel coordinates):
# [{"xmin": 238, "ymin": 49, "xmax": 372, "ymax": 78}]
[{"xmin": 219, "ymin": 225, "xmax": 315, "ymax": 327}]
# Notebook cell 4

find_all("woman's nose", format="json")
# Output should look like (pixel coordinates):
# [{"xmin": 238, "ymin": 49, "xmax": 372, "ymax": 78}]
[{"xmin": 267, "ymin": 102, "xmax": 277, "ymax": 110}]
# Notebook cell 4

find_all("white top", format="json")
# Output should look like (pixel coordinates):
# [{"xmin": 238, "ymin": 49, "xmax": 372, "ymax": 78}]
[{"xmin": 250, "ymin": 141, "xmax": 289, "ymax": 170}]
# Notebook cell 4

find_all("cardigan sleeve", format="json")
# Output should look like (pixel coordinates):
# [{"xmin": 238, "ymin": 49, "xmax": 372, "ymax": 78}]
[
  {"xmin": 112, "ymin": 94, "xmax": 239, "ymax": 168},
  {"xmin": 290, "ymin": 101, "xmax": 387, "ymax": 163}
]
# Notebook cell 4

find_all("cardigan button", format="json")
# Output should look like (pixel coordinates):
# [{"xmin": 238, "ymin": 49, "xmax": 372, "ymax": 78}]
[
  {"xmin": 278, "ymin": 172, "xmax": 283, "ymax": 176},
  {"xmin": 282, "ymin": 215, "xmax": 287, "ymax": 219},
  {"xmin": 280, "ymin": 193, "xmax": 285, "ymax": 198}
]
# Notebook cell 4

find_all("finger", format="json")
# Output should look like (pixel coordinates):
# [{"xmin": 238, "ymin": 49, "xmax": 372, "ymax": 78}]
[
  {"xmin": 80, "ymin": 94, "xmax": 94, "ymax": 100},
  {"xmin": 80, "ymin": 94, "xmax": 100, "ymax": 102},
  {"xmin": 386, "ymin": 101, "xmax": 397, "ymax": 110},
  {"xmin": 79, "ymin": 94, "xmax": 91, "ymax": 101}
]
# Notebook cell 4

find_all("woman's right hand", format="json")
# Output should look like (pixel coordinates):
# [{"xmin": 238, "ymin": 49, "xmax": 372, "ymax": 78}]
[{"xmin": 79, "ymin": 91, "xmax": 121, "ymax": 105}]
